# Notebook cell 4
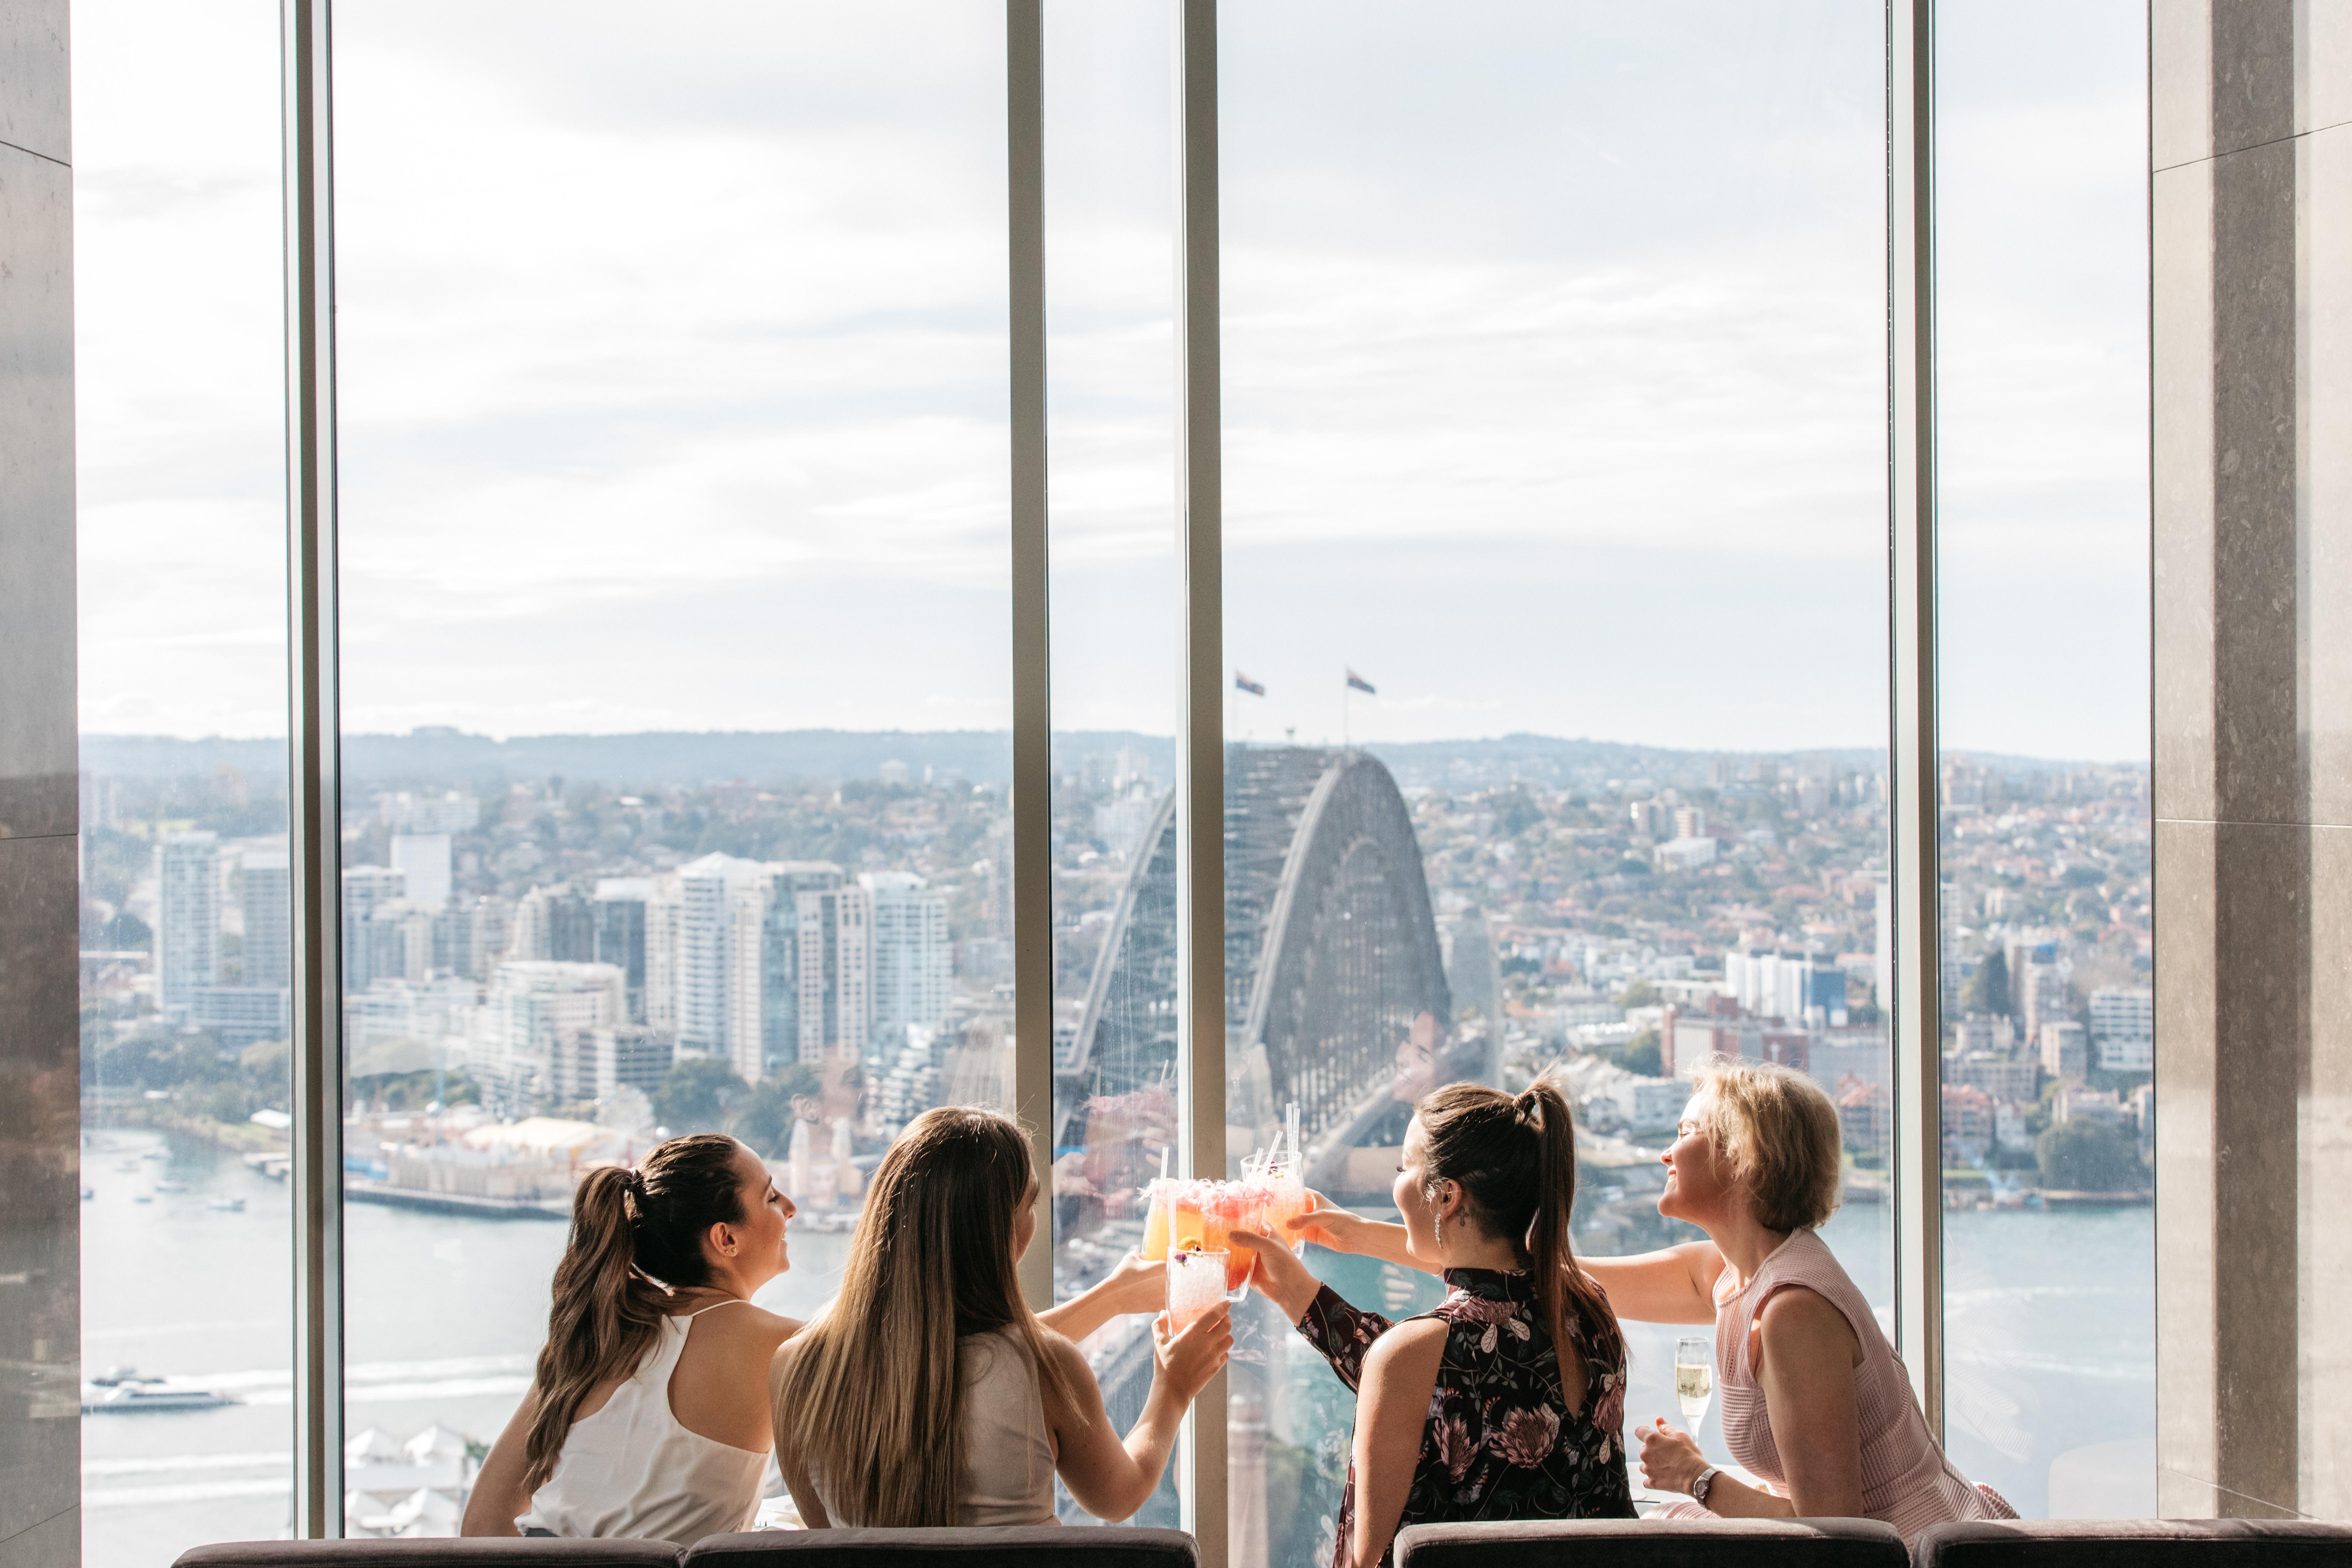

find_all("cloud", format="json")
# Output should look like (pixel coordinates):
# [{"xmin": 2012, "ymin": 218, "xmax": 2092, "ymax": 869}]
[{"xmin": 73, "ymin": 0, "xmax": 2149, "ymax": 762}]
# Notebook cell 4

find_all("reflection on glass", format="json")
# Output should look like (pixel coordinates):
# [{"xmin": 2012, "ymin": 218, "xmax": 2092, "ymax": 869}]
[
  {"xmin": 1219, "ymin": 4, "xmax": 1889, "ymax": 1561},
  {"xmin": 332, "ymin": 0, "xmax": 1011, "ymax": 1537},
  {"xmin": 74, "ymin": 0, "xmax": 293, "ymax": 1561},
  {"xmin": 1934, "ymin": 0, "xmax": 2154, "ymax": 1519}
]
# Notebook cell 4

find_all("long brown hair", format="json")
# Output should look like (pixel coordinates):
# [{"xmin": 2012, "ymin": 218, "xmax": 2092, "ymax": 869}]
[
  {"xmin": 770, "ymin": 1107, "xmax": 1076, "ymax": 1526},
  {"xmin": 1418, "ymin": 1079, "xmax": 1625, "ymax": 1391},
  {"xmin": 522, "ymin": 1132, "xmax": 748, "ymax": 1491}
]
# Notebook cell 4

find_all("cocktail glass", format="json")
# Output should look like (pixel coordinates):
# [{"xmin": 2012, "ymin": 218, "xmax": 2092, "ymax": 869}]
[
  {"xmin": 1139, "ymin": 1179, "xmax": 1173, "ymax": 1262},
  {"xmin": 1168, "ymin": 1180, "xmax": 1209, "ymax": 1255},
  {"xmin": 1167, "ymin": 1247, "xmax": 1229, "ymax": 1335},
  {"xmin": 1199, "ymin": 1184, "xmax": 1265, "ymax": 1296}
]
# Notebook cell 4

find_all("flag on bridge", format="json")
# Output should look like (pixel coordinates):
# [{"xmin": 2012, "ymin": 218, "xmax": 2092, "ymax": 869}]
[
  {"xmin": 1235, "ymin": 669, "xmax": 1266, "ymax": 697},
  {"xmin": 1346, "ymin": 668, "xmax": 1377, "ymax": 695}
]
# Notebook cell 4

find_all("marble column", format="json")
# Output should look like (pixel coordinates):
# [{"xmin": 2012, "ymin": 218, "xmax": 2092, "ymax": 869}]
[
  {"xmin": 2152, "ymin": 0, "xmax": 2352, "ymax": 1522},
  {"xmin": 0, "ymin": 3, "xmax": 78, "ymax": 1566}
]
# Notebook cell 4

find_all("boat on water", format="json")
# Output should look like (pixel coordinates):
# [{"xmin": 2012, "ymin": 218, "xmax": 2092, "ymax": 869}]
[
  {"xmin": 82, "ymin": 1368, "xmax": 237, "ymax": 1414},
  {"xmin": 207, "ymin": 1195, "xmax": 246, "ymax": 1212},
  {"xmin": 80, "ymin": 1186, "xmax": 94, "ymax": 1201},
  {"xmin": 153, "ymin": 1180, "xmax": 190, "ymax": 1194},
  {"xmin": 131, "ymin": 1193, "xmax": 153, "ymax": 1204}
]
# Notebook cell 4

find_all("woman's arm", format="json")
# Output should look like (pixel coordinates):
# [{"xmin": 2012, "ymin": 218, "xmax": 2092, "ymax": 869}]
[
  {"xmin": 1048, "ymin": 1307, "xmax": 1232, "ymax": 1522},
  {"xmin": 1038, "ymin": 1251, "xmax": 1165, "ymax": 1344},
  {"xmin": 1575, "ymin": 1242, "xmax": 1724, "ymax": 1325},
  {"xmin": 460, "ymin": 1385, "xmax": 540, "ymax": 1536},
  {"xmin": 1287, "ymin": 1195, "xmax": 1430, "ymax": 1274},
  {"xmin": 1346, "ymin": 1320, "xmax": 1450, "ymax": 1568},
  {"xmin": 1636, "ymin": 1419, "xmax": 1791, "ymax": 1520},
  {"xmin": 1632, "ymin": 1286, "xmax": 1863, "ymax": 1519},
  {"xmin": 1750, "ymin": 1287, "xmax": 1864, "ymax": 1516},
  {"xmin": 1227, "ymin": 1230, "xmax": 1393, "ymax": 1393}
]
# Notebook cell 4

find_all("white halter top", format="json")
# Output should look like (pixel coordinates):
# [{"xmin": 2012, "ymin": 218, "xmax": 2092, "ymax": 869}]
[{"xmin": 517, "ymin": 1301, "xmax": 769, "ymax": 1546}]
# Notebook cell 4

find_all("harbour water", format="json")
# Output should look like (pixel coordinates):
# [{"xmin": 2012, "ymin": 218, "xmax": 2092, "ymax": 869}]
[{"xmin": 82, "ymin": 1128, "xmax": 2152, "ymax": 1566}]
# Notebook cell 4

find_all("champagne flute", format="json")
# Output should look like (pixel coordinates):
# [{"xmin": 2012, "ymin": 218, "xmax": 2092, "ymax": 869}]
[{"xmin": 1675, "ymin": 1335, "xmax": 1715, "ymax": 1438}]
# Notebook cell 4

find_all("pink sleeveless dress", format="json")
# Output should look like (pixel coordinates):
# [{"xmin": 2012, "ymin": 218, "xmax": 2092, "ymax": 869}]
[{"xmin": 1664, "ymin": 1228, "xmax": 2013, "ymax": 1541}]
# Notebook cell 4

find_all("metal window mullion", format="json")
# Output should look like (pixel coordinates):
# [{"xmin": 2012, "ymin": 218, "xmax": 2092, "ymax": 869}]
[
  {"xmin": 283, "ymin": 0, "xmax": 346, "ymax": 1534},
  {"xmin": 1174, "ymin": 2, "xmax": 1228, "ymax": 1562},
  {"xmin": 1887, "ymin": 0, "xmax": 1945, "ymax": 1434},
  {"xmin": 1007, "ymin": 0, "xmax": 1055, "ymax": 1314}
]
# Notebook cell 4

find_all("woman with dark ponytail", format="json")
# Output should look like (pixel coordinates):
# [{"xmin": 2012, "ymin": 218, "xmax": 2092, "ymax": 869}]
[
  {"xmin": 461, "ymin": 1134, "xmax": 801, "ymax": 1544},
  {"xmin": 1233, "ymin": 1079, "xmax": 1633, "ymax": 1568}
]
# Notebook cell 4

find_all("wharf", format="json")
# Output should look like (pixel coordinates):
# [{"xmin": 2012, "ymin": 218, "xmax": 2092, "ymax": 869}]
[{"xmin": 345, "ymin": 1179, "xmax": 569, "ymax": 1220}]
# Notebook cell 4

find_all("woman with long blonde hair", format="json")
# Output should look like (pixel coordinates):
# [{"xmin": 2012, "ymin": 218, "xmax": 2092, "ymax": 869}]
[{"xmin": 772, "ymin": 1106, "xmax": 1231, "ymax": 1527}]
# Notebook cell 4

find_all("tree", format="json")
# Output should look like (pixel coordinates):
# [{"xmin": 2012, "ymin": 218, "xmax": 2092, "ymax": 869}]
[
  {"xmin": 653, "ymin": 1057, "xmax": 747, "ymax": 1134},
  {"xmin": 2036, "ymin": 1118, "xmax": 2143, "ymax": 1193},
  {"xmin": 1618, "ymin": 979, "xmax": 1661, "ymax": 1010},
  {"xmin": 1619, "ymin": 1028, "xmax": 1663, "ymax": 1078},
  {"xmin": 1960, "ymin": 947, "xmax": 2010, "ymax": 1018}
]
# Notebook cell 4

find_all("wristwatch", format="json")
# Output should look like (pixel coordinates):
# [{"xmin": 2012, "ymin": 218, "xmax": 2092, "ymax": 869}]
[{"xmin": 1690, "ymin": 1466, "xmax": 1720, "ymax": 1507}]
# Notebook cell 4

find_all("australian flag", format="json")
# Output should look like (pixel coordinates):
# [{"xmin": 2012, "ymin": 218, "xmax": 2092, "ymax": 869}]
[
  {"xmin": 1346, "ymin": 668, "xmax": 1377, "ymax": 695},
  {"xmin": 1234, "ymin": 669, "xmax": 1266, "ymax": 697}
]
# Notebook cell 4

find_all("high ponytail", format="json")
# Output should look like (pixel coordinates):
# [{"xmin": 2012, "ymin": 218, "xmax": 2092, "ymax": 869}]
[
  {"xmin": 1418, "ymin": 1079, "xmax": 1625, "ymax": 1402},
  {"xmin": 521, "ymin": 1133, "xmax": 747, "ymax": 1491}
]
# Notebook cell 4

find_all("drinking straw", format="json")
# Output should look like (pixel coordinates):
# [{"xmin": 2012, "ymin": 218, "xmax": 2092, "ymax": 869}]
[{"xmin": 1286, "ymin": 1102, "xmax": 1301, "ymax": 1169}]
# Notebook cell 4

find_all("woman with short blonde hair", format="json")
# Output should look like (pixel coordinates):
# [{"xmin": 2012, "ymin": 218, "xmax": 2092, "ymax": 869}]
[{"xmin": 1580, "ymin": 1059, "xmax": 2012, "ymax": 1540}]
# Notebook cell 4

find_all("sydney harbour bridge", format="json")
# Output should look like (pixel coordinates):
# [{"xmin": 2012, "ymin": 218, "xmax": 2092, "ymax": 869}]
[{"xmin": 1054, "ymin": 744, "xmax": 1493, "ymax": 1216}]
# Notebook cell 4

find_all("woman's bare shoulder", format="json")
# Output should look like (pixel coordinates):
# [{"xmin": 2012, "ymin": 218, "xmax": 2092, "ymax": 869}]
[{"xmin": 689, "ymin": 1301, "xmax": 802, "ymax": 1352}]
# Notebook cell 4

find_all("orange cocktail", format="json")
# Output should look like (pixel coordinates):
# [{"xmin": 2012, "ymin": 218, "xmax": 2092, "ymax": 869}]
[
  {"xmin": 1256, "ymin": 1169, "xmax": 1312, "ymax": 1252},
  {"xmin": 1169, "ymin": 1181, "xmax": 1209, "ymax": 1255},
  {"xmin": 1198, "ymin": 1184, "xmax": 1265, "ymax": 1293},
  {"xmin": 1140, "ymin": 1180, "xmax": 1173, "ymax": 1261}
]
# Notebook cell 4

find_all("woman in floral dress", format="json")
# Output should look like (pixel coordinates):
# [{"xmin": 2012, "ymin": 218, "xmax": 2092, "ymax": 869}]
[{"xmin": 1234, "ymin": 1081, "xmax": 1633, "ymax": 1568}]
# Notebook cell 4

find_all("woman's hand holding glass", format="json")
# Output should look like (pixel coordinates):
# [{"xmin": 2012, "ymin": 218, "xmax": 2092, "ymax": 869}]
[
  {"xmin": 1151, "ymin": 1299, "xmax": 1233, "ymax": 1407},
  {"xmin": 1635, "ymin": 1416, "xmax": 1709, "ymax": 1494},
  {"xmin": 1226, "ymin": 1229, "xmax": 1321, "ymax": 1324}
]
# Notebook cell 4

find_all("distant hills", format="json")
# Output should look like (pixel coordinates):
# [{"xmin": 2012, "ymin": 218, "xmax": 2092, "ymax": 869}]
[{"xmin": 80, "ymin": 727, "xmax": 2132, "ymax": 794}]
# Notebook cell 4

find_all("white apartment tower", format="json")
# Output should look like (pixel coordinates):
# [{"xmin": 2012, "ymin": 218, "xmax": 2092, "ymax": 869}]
[
  {"xmin": 157, "ymin": 831, "xmax": 222, "ymax": 1010},
  {"xmin": 676, "ymin": 854, "xmax": 768, "ymax": 1082},
  {"xmin": 864, "ymin": 872, "xmax": 951, "ymax": 1048},
  {"xmin": 240, "ymin": 845, "xmax": 291, "ymax": 990},
  {"xmin": 796, "ymin": 882, "xmax": 872, "ymax": 1062}
]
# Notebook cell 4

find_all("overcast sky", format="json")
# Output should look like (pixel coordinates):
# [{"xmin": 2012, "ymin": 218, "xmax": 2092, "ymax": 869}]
[{"xmin": 73, "ymin": 0, "xmax": 2149, "ymax": 762}]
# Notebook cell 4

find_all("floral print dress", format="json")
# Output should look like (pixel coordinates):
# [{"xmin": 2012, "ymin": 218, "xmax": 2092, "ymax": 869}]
[{"xmin": 1297, "ymin": 1266, "xmax": 1634, "ymax": 1568}]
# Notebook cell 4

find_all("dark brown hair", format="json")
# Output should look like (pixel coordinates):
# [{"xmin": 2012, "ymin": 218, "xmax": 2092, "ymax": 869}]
[
  {"xmin": 771, "ymin": 1107, "xmax": 1075, "ymax": 1526},
  {"xmin": 1418, "ymin": 1079, "xmax": 1625, "ymax": 1393},
  {"xmin": 522, "ymin": 1132, "xmax": 749, "ymax": 1490}
]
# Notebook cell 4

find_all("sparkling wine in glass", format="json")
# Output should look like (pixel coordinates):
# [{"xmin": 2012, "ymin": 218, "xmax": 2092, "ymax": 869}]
[{"xmin": 1675, "ymin": 1336, "xmax": 1715, "ymax": 1437}]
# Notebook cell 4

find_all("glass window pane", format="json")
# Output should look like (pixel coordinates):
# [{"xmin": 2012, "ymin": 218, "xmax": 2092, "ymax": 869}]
[
  {"xmin": 1218, "ymin": 5, "xmax": 1891, "ymax": 1559},
  {"xmin": 73, "ymin": 0, "xmax": 295, "ymax": 1559},
  {"xmin": 1935, "ymin": 0, "xmax": 2154, "ymax": 1519},
  {"xmin": 1042, "ymin": 0, "xmax": 1181, "ymax": 1527},
  {"xmin": 333, "ymin": 2, "xmax": 1010, "ymax": 1536}
]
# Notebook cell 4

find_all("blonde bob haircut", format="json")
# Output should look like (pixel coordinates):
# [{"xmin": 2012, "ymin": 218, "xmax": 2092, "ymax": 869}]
[{"xmin": 1690, "ymin": 1058, "xmax": 1843, "ymax": 1231}]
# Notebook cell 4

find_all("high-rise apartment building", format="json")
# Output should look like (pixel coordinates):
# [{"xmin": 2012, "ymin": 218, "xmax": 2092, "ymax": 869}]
[
  {"xmin": 762, "ymin": 863, "xmax": 842, "ymax": 1074},
  {"xmin": 157, "ymin": 831, "xmax": 222, "ymax": 1011},
  {"xmin": 480, "ymin": 960, "xmax": 626, "ymax": 1114},
  {"xmin": 796, "ymin": 881, "xmax": 872, "ymax": 1063},
  {"xmin": 865, "ymin": 872, "xmax": 950, "ymax": 1049},
  {"xmin": 239, "ymin": 845, "xmax": 291, "ymax": 990},
  {"xmin": 593, "ymin": 878, "xmax": 657, "ymax": 1026},
  {"xmin": 341, "ymin": 865, "xmax": 407, "ymax": 992},
  {"xmin": 2089, "ymin": 985, "xmax": 2154, "ymax": 1073},
  {"xmin": 676, "ymin": 854, "xmax": 769, "ymax": 1082}
]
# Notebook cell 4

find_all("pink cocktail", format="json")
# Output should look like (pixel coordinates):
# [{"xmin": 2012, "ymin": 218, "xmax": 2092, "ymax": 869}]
[{"xmin": 1198, "ymin": 1184, "xmax": 1265, "ymax": 1294}]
